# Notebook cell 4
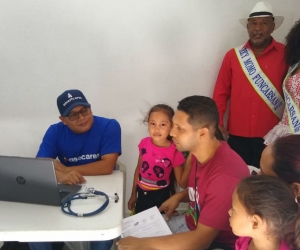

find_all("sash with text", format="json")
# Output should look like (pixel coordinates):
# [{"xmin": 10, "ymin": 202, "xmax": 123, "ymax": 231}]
[
  {"xmin": 283, "ymin": 62, "xmax": 300, "ymax": 133},
  {"xmin": 234, "ymin": 45, "xmax": 284, "ymax": 119}
]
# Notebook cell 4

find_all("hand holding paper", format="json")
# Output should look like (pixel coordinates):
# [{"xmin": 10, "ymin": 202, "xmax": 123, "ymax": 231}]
[{"xmin": 121, "ymin": 206, "xmax": 172, "ymax": 238}]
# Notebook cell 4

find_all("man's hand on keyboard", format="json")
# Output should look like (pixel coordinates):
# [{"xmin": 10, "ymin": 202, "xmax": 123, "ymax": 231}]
[{"xmin": 56, "ymin": 169, "xmax": 86, "ymax": 185}]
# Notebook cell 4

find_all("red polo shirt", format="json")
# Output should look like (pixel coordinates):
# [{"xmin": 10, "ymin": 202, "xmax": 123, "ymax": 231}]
[
  {"xmin": 213, "ymin": 38, "xmax": 288, "ymax": 137},
  {"xmin": 185, "ymin": 142, "xmax": 249, "ymax": 248}
]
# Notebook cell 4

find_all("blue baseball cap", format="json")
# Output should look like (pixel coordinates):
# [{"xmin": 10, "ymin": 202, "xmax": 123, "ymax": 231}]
[{"xmin": 57, "ymin": 89, "xmax": 91, "ymax": 116}]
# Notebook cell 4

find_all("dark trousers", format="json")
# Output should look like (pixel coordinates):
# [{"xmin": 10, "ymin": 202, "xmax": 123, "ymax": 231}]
[
  {"xmin": 228, "ymin": 134, "xmax": 265, "ymax": 168},
  {"xmin": 1, "ymin": 242, "xmax": 64, "ymax": 250},
  {"xmin": 28, "ymin": 241, "xmax": 113, "ymax": 250},
  {"xmin": 135, "ymin": 186, "xmax": 170, "ymax": 214}
]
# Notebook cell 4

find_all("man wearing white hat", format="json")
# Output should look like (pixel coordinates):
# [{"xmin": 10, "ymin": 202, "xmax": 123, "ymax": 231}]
[{"xmin": 213, "ymin": 1, "xmax": 288, "ymax": 168}]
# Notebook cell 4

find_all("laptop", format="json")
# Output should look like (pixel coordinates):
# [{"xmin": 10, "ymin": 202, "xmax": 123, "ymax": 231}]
[{"xmin": 0, "ymin": 155, "xmax": 81, "ymax": 206}]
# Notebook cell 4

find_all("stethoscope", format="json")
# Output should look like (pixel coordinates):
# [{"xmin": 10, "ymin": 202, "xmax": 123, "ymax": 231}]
[{"xmin": 61, "ymin": 187, "xmax": 119, "ymax": 217}]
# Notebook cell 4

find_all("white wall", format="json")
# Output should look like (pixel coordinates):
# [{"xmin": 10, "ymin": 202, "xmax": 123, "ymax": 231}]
[{"xmin": 0, "ymin": 0, "xmax": 299, "ymax": 214}]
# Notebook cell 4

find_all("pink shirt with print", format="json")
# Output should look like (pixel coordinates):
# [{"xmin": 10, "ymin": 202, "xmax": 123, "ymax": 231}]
[{"xmin": 137, "ymin": 137, "xmax": 185, "ymax": 191}]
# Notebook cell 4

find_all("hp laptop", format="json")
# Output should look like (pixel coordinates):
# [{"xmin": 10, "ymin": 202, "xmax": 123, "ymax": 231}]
[{"xmin": 0, "ymin": 155, "xmax": 81, "ymax": 206}]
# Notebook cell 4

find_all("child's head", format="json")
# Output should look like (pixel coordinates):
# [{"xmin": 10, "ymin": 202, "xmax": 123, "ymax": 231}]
[
  {"xmin": 260, "ymin": 135, "xmax": 300, "ymax": 185},
  {"xmin": 229, "ymin": 175, "xmax": 298, "ymax": 241},
  {"xmin": 144, "ymin": 104, "xmax": 174, "ymax": 145}
]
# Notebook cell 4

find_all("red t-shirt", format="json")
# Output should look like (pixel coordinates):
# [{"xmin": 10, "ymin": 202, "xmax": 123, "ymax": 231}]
[
  {"xmin": 213, "ymin": 38, "xmax": 288, "ymax": 137},
  {"xmin": 185, "ymin": 141, "xmax": 249, "ymax": 248}
]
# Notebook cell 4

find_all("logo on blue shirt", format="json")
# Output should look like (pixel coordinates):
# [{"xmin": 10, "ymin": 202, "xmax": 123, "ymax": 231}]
[{"xmin": 66, "ymin": 153, "xmax": 100, "ymax": 163}]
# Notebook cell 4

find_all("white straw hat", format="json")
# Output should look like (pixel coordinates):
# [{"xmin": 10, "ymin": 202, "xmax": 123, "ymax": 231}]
[{"xmin": 239, "ymin": 1, "xmax": 284, "ymax": 30}]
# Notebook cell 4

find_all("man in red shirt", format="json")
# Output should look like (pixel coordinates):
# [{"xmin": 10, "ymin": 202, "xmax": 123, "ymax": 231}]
[
  {"xmin": 117, "ymin": 96, "xmax": 249, "ymax": 250},
  {"xmin": 213, "ymin": 2, "xmax": 288, "ymax": 168}
]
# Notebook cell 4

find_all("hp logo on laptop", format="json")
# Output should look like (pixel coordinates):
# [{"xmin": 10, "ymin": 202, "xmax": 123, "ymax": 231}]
[{"xmin": 16, "ymin": 176, "xmax": 26, "ymax": 185}]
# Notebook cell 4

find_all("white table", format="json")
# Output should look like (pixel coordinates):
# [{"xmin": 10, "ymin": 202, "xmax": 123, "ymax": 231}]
[{"xmin": 0, "ymin": 171, "xmax": 124, "ymax": 244}]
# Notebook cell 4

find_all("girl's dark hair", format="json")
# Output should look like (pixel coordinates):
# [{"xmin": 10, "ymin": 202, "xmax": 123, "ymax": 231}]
[
  {"xmin": 237, "ymin": 175, "xmax": 300, "ymax": 249},
  {"xmin": 143, "ymin": 104, "xmax": 174, "ymax": 124},
  {"xmin": 285, "ymin": 19, "xmax": 300, "ymax": 65},
  {"xmin": 271, "ymin": 135, "xmax": 300, "ymax": 184},
  {"xmin": 144, "ymin": 104, "xmax": 177, "ymax": 194}
]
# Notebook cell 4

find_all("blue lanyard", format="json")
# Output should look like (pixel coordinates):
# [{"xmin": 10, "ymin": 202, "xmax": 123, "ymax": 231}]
[{"xmin": 61, "ymin": 188, "xmax": 119, "ymax": 217}]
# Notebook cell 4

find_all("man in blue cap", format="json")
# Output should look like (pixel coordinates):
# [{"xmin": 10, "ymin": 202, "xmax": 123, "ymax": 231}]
[{"xmin": 29, "ymin": 89, "xmax": 121, "ymax": 250}]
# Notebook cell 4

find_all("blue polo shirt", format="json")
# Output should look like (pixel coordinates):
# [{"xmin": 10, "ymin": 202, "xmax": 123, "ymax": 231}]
[{"xmin": 37, "ymin": 116, "xmax": 121, "ymax": 166}]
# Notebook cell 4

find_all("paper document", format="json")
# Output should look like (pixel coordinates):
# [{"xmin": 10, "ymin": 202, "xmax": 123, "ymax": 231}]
[{"xmin": 122, "ymin": 206, "xmax": 172, "ymax": 238}]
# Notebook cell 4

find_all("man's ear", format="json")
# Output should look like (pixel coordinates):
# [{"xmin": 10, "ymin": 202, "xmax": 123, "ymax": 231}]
[
  {"xmin": 252, "ymin": 214, "xmax": 263, "ymax": 229},
  {"xmin": 59, "ymin": 116, "xmax": 66, "ymax": 125},
  {"xmin": 291, "ymin": 182, "xmax": 300, "ymax": 197},
  {"xmin": 198, "ymin": 127, "xmax": 209, "ymax": 139}
]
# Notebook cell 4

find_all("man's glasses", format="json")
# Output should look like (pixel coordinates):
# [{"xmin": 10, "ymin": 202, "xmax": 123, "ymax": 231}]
[{"xmin": 66, "ymin": 107, "xmax": 91, "ymax": 121}]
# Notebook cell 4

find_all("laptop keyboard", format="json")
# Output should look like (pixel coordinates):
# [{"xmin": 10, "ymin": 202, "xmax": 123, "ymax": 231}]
[{"xmin": 60, "ymin": 191, "xmax": 70, "ymax": 200}]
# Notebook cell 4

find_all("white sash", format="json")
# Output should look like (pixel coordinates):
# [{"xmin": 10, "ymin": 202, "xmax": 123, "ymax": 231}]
[
  {"xmin": 234, "ymin": 45, "xmax": 284, "ymax": 119},
  {"xmin": 282, "ymin": 62, "xmax": 300, "ymax": 133}
]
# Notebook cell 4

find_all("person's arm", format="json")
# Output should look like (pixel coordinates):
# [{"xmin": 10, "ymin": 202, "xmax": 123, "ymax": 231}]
[
  {"xmin": 52, "ymin": 152, "xmax": 118, "ymax": 184},
  {"xmin": 128, "ymin": 155, "xmax": 142, "ymax": 211},
  {"xmin": 159, "ymin": 189, "xmax": 189, "ymax": 220},
  {"xmin": 37, "ymin": 126, "xmax": 85, "ymax": 184},
  {"xmin": 53, "ymin": 152, "xmax": 119, "ymax": 176},
  {"xmin": 118, "ymin": 184, "xmax": 221, "ymax": 250},
  {"xmin": 173, "ymin": 154, "xmax": 192, "ymax": 189},
  {"xmin": 117, "ymin": 223, "xmax": 219, "ymax": 250},
  {"xmin": 54, "ymin": 167, "xmax": 85, "ymax": 185},
  {"xmin": 212, "ymin": 51, "xmax": 233, "ymax": 130},
  {"xmin": 37, "ymin": 125, "xmax": 58, "ymax": 159}
]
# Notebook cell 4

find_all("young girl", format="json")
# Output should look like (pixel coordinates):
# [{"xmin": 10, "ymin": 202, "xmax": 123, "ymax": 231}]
[
  {"xmin": 128, "ymin": 104, "xmax": 189, "ymax": 214},
  {"xmin": 229, "ymin": 175, "xmax": 300, "ymax": 250},
  {"xmin": 264, "ymin": 19, "xmax": 300, "ymax": 145}
]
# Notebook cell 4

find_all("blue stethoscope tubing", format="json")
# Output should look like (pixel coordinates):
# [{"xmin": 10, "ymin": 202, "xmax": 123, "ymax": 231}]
[{"xmin": 61, "ymin": 190, "xmax": 118, "ymax": 217}]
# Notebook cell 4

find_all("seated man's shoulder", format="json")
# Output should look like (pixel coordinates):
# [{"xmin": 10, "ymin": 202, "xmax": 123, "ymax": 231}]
[
  {"xmin": 94, "ymin": 116, "xmax": 120, "ymax": 127},
  {"xmin": 220, "ymin": 142, "xmax": 244, "ymax": 161},
  {"xmin": 47, "ymin": 121, "xmax": 65, "ymax": 133},
  {"xmin": 213, "ymin": 142, "xmax": 249, "ymax": 177}
]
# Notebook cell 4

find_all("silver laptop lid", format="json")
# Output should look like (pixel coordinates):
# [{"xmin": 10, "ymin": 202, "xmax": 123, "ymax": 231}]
[{"xmin": 0, "ymin": 156, "xmax": 63, "ymax": 206}]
